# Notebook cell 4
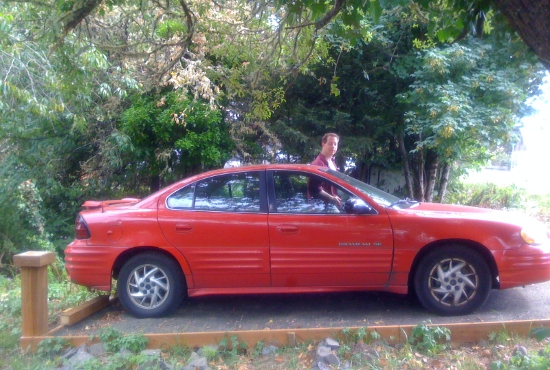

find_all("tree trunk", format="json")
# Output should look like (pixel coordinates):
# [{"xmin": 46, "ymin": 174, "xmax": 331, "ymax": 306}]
[
  {"xmin": 493, "ymin": 0, "xmax": 550, "ymax": 69},
  {"xmin": 398, "ymin": 133, "xmax": 414, "ymax": 199},
  {"xmin": 425, "ymin": 154, "xmax": 439, "ymax": 202},
  {"xmin": 150, "ymin": 175, "xmax": 161, "ymax": 193},
  {"xmin": 438, "ymin": 162, "xmax": 452, "ymax": 203},
  {"xmin": 414, "ymin": 147, "xmax": 425, "ymax": 202}
]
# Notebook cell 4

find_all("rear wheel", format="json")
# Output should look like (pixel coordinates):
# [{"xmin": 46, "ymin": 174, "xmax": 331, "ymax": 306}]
[
  {"xmin": 117, "ymin": 252, "xmax": 185, "ymax": 318},
  {"xmin": 414, "ymin": 246, "xmax": 491, "ymax": 316}
]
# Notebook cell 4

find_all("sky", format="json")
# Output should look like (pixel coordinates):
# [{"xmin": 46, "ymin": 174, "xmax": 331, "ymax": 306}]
[
  {"xmin": 467, "ymin": 72, "xmax": 550, "ymax": 194},
  {"xmin": 510, "ymin": 73, "xmax": 550, "ymax": 193}
]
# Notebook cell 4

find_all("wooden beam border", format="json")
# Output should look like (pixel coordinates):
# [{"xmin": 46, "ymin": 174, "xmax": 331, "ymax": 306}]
[{"xmin": 21, "ymin": 319, "xmax": 550, "ymax": 352}]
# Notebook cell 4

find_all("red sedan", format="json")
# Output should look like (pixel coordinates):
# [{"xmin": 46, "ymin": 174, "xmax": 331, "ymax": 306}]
[{"xmin": 65, "ymin": 164, "xmax": 550, "ymax": 318}]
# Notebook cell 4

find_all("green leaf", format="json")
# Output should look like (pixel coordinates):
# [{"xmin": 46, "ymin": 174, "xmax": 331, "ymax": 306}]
[{"xmin": 530, "ymin": 327, "xmax": 550, "ymax": 342}]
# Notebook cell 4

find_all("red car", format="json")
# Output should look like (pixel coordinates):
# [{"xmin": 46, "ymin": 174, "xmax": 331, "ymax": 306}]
[{"xmin": 65, "ymin": 164, "xmax": 550, "ymax": 318}]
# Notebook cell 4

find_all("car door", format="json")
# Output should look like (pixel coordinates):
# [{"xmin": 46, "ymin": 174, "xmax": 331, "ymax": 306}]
[
  {"xmin": 267, "ymin": 170, "xmax": 394, "ymax": 287},
  {"xmin": 158, "ymin": 170, "xmax": 270, "ymax": 289}
]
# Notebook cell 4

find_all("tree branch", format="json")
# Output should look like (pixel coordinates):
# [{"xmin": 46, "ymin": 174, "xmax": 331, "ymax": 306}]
[{"xmin": 50, "ymin": 0, "xmax": 104, "ymax": 54}]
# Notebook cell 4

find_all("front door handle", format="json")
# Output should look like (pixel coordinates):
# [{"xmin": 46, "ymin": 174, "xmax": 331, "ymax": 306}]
[
  {"xmin": 175, "ymin": 224, "xmax": 193, "ymax": 233},
  {"xmin": 276, "ymin": 225, "xmax": 299, "ymax": 234}
]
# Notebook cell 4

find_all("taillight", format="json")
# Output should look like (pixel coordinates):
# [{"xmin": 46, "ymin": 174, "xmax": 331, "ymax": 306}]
[{"xmin": 75, "ymin": 215, "xmax": 91, "ymax": 239}]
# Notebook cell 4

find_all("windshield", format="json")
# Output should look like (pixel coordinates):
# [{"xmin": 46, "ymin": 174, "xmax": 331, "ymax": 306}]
[{"xmin": 323, "ymin": 168, "xmax": 402, "ymax": 207}]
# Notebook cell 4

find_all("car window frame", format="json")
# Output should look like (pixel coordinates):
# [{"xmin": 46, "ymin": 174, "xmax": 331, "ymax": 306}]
[
  {"xmin": 165, "ymin": 170, "xmax": 268, "ymax": 213},
  {"xmin": 266, "ymin": 169, "xmax": 376, "ymax": 215}
]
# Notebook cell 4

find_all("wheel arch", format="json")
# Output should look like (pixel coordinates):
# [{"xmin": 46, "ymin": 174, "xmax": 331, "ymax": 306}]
[
  {"xmin": 407, "ymin": 239, "xmax": 500, "ymax": 293},
  {"xmin": 112, "ymin": 247, "xmax": 191, "ymax": 291}
]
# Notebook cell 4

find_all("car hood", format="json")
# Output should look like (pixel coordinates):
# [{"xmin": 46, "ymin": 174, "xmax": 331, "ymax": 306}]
[{"xmin": 396, "ymin": 202, "xmax": 534, "ymax": 226}]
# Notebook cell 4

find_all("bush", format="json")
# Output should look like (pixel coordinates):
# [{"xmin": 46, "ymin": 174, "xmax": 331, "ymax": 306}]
[{"xmin": 446, "ymin": 182, "xmax": 526, "ymax": 210}]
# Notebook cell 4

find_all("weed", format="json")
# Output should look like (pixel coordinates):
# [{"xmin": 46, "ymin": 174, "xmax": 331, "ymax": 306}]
[
  {"xmin": 200, "ymin": 344, "xmax": 218, "ymax": 361},
  {"xmin": 446, "ymin": 183, "xmax": 526, "ymax": 210},
  {"xmin": 37, "ymin": 337, "xmax": 71, "ymax": 358},
  {"xmin": 219, "ymin": 334, "xmax": 247, "ymax": 357},
  {"xmin": 489, "ymin": 329, "xmax": 511, "ymax": 345},
  {"xmin": 94, "ymin": 327, "xmax": 148, "ymax": 353},
  {"xmin": 408, "ymin": 322, "xmax": 451, "ymax": 356}
]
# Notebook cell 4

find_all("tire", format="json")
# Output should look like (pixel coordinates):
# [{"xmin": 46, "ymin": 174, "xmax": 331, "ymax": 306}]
[
  {"xmin": 414, "ymin": 245, "xmax": 491, "ymax": 316},
  {"xmin": 117, "ymin": 252, "xmax": 185, "ymax": 318}
]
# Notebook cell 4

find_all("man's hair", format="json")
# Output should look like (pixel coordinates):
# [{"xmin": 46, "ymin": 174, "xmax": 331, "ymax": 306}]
[{"xmin": 322, "ymin": 133, "xmax": 340, "ymax": 144}]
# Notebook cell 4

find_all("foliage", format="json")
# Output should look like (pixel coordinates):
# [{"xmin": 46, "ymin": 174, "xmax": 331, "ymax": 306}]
[
  {"xmin": 36, "ymin": 337, "xmax": 72, "ymax": 358},
  {"xmin": 0, "ymin": 268, "xmax": 95, "ymax": 352},
  {"xmin": 341, "ymin": 326, "xmax": 381, "ymax": 344},
  {"xmin": 117, "ymin": 89, "xmax": 233, "ymax": 193},
  {"xmin": 0, "ymin": 0, "xmax": 547, "ymax": 269},
  {"xmin": 218, "ymin": 334, "xmax": 247, "ymax": 358},
  {"xmin": 270, "ymin": 9, "xmax": 415, "ymax": 177},
  {"xmin": 94, "ymin": 327, "xmax": 149, "ymax": 353},
  {"xmin": 396, "ymin": 30, "xmax": 544, "ymax": 200},
  {"xmin": 446, "ymin": 182, "xmax": 526, "ymax": 209},
  {"xmin": 408, "ymin": 322, "xmax": 451, "ymax": 356}
]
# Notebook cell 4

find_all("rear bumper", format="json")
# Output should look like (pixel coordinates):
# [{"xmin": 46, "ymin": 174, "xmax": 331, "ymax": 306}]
[{"xmin": 64, "ymin": 241, "xmax": 117, "ymax": 291}]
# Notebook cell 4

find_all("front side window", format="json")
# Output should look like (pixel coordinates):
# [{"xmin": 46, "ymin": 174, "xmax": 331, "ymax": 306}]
[
  {"xmin": 166, "ymin": 184, "xmax": 195, "ymax": 209},
  {"xmin": 167, "ymin": 172, "xmax": 261, "ymax": 212},
  {"xmin": 272, "ymin": 171, "xmax": 352, "ymax": 214}
]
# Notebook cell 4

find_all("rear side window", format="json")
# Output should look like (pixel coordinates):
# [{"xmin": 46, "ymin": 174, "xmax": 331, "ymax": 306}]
[{"xmin": 167, "ymin": 172, "xmax": 261, "ymax": 212}]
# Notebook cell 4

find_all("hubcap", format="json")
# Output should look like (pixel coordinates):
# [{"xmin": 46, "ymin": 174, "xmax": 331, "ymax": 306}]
[
  {"xmin": 127, "ymin": 264, "xmax": 170, "ymax": 310},
  {"xmin": 428, "ymin": 257, "xmax": 478, "ymax": 307}
]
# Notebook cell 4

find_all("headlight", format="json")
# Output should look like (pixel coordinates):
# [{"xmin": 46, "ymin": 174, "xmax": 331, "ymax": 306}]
[{"xmin": 520, "ymin": 224, "xmax": 549, "ymax": 245}]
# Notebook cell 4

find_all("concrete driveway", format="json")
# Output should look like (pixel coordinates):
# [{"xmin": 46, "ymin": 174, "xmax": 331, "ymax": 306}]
[{"xmin": 54, "ymin": 280, "xmax": 550, "ymax": 337}]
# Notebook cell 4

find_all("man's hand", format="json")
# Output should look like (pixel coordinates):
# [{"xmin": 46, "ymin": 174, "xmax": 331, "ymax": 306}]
[{"xmin": 330, "ymin": 195, "xmax": 342, "ymax": 207}]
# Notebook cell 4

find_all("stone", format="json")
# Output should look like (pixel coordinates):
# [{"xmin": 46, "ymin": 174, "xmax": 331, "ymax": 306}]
[
  {"xmin": 316, "ymin": 345, "xmax": 331, "ymax": 358},
  {"xmin": 183, "ymin": 355, "xmax": 209, "ymax": 370},
  {"xmin": 324, "ymin": 337, "xmax": 340, "ymax": 350},
  {"xmin": 141, "ymin": 349, "xmax": 162, "ymax": 357},
  {"xmin": 261, "ymin": 345, "xmax": 279, "ymax": 356},
  {"xmin": 317, "ymin": 361, "xmax": 331, "ymax": 370},
  {"xmin": 68, "ymin": 344, "xmax": 94, "ymax": 367},
  {"xmin": 324, "ymin": 353, "xmax": 340, "ymax": 366},
  {"xmin": 88, "ymin": 342, "xmax": 106, "ymax": 357}
]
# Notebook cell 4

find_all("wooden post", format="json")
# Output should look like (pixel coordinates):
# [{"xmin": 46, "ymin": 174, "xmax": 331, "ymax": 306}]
[{"xmin": 13, "ymin": 251, "xmax": 56, "ymax": 343}]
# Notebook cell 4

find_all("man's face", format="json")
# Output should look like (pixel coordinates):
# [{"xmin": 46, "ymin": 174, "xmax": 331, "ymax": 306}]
[{"xmin": 321, "ymin": 136, "xmax": 339, "ymax": 159}]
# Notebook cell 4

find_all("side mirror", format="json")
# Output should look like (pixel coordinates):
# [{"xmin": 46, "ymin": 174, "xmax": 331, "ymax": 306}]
[{"xmin": 344, "ymin": 198, "xmax": 376, "ymax": 215}]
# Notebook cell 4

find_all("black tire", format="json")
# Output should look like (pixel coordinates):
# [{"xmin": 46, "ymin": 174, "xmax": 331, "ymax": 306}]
[
  {"xmin": 414, "ymin": 245, "xmax": 491, "ymax": 316},
  {"xmin": 117, "ymin": 252, "xmax": 185, "ymax": 318}
]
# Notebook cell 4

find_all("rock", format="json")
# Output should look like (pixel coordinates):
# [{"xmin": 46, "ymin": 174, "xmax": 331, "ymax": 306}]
[
  {"xmin": 261, "ymin": 345, "xmax": 279, "ymax": 356},
  {"xmin": 137, "ymin": 358, "xmax": 172, "ymax": 370},
  {"xmin": 187, "ymin": 351, "xmax": 200, "ymax": 363},
  {"xmin": 324, "ymin": 352, "xmax": 340, "ymax": 367},
  {"xmin": 68, "ymin": 344, "xmax": 95, "ymax": 367},
  {"xmin": 316, "ymin": 343, "xmax": 340, "ymax": 367},
  {"xmin": 119, "ymin": 348, "xmax": 133, "ymax": 358},
  {"xmin": 141, "ymin": 349, "xmax": 162, "ymax": 357},
  {"xmin": 182, "ymin": 355, "xmax": 209, "ymax": 370},
  {"xmin": 513, "ymin": 345, "xmax": 528, "ymax": 358},
  {"xmin": 316, "ymin": 345, "xmax": 331, "ymax": 358},
  {"xmin": 88, "ymin": 343, "xmax": 106, "ymax": 357},
  {"xmin": 324, "ymin": 337, "xmax": 340, "ymax": 350}
]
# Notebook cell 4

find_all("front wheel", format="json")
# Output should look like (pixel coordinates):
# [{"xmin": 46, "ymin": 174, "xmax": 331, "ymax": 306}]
[
  {"xmin": 117, "ymin": 252, "xmax": 185, "ymax": 318},
  {"xmin": 414, "ymin": 246, "xmax": 491, "ymax": 316}
]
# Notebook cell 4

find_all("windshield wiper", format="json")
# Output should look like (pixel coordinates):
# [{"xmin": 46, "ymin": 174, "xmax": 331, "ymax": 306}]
[{"xmin": 389, "ymin": 198, "xmax": 419, "ymax": 208}]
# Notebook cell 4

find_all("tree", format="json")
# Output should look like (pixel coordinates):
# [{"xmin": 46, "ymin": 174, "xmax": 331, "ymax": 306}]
[
  {"xmin": 397, "ymin": 34, "xmax": 543, "ymax": 201},
  {"xmin": 118, "ymin": 89, "xmax": 233, "ymax": 193}
]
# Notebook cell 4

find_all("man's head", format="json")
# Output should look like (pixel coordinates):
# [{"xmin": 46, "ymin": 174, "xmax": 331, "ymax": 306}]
[{"xmin": 321, "ymin": 133, "xmax": 339, "ymax": 159}]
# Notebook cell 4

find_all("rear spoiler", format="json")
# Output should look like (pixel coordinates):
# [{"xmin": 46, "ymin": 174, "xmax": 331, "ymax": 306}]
[{"xmin": 81, "ymin": 198, "xmax": 141, "ymax": 211}]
